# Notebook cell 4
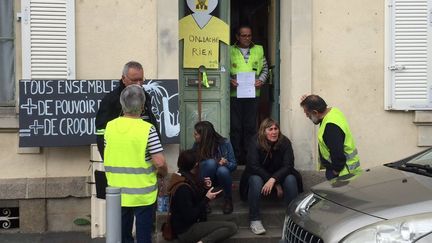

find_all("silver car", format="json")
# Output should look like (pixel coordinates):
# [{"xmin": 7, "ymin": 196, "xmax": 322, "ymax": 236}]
[{"xmin": 281, "ymin": 149, "xmax": 432, "ymax": 243}]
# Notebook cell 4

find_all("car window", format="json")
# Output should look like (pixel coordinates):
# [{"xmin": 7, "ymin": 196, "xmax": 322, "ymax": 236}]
[{"xmin": 408, "ymin": 151, "xmax": 432, "ymax": 166}]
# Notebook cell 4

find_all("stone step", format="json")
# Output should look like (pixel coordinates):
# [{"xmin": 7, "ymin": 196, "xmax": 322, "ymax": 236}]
[
  {"xmin": 155, "ymin": 226, "xmax": 282, "ymax": 243},
  {"xmin": 160, "ymin": 177, "xmax": 286, "ymax": 206},
  {"xmin": 209, "ymin": 195, "xmax": 286, "ymax": 210},
  {"xmin": 156, "ymin": 200, "xmax": 286, "ymax": 229},
  {"xmin": 230, "ymin": 165, "xmax": 245, "ymax": 181},
  {"xmin": 225, "ymin": 226, "xmax": 282, "ymax": 243}
]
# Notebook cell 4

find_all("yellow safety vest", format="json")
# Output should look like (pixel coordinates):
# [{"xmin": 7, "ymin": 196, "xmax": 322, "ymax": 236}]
[
  {"xmin": 318, "ymin": 108, "xmax": 361, "ymax": 177},
  {"xmin": 104, "ymin": 117, "xmax": 157, "ymax": 207},
  {"xmin": 230, "ymin": 44, "xmax": 264, "ymax": 97}
]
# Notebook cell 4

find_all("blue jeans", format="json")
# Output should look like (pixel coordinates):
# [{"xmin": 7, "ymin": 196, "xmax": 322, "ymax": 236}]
[
  {"xmin": 248, "ymin": 175, "xmax": 298, "ymax": 221},
  {"xmin": 200, "ymin": 159, "xmax": 232, "ymax": 199},
  {"xmin": 121, "ymin": 204, "xmax": 154, "ymax": 243}
]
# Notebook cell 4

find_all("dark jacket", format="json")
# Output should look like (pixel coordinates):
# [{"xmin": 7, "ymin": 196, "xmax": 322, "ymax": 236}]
[
  {"xmin": 168, "ymin": 172, "xmax": 208, "ymax": 236},
  {"xmin": 239, "ymin": 135, "xmax": 303, "ymax": 201},
  {"xmin": 95, "ymin": 81, "xmax": 159, "ymax": 159}
]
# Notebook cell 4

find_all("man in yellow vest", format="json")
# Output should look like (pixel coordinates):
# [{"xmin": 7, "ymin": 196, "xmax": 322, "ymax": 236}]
[
  {"xmin": 230, "ymin": 25, "xmax": 269, "ymax": 164},
  {"xmin": 300, "ymin": 95, "xmax": 361, "ymax": 180},
  {"xmin": 104, "ymin": 84, "xmax": 167, "ymax": 243}
]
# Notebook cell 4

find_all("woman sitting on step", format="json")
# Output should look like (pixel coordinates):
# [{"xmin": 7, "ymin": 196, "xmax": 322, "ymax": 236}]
[
  {"xmin": 169, "ymin": 149, "xmax": 238, "ymax": 243},
  {"xmin": 192, "ymin": 121, "xmax": 237, "ymax": 214},
  {"xmin": 239, "ymin": 118, "xmax": 303, "ymax": 235}
]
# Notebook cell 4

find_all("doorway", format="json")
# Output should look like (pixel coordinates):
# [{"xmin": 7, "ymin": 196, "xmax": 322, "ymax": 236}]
[
  {"xmin": 177, "ymin": 0, "xmax": 280, "ymax": 150},
  {"xmin": 231, "ymin": 0, "xmax": 280, "ymax": 124}
]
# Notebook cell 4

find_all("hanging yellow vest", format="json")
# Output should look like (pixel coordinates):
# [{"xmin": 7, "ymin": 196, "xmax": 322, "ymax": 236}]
[
  {"xmin": 318, "ymin": 108, "xmax": 361, "ymax": 177},
  {"xmin": 230, "ymin": 44, "xmax": 264, "ymax": 97},
  {"xmin": 104, "ymin": 117, "xmax": 157, "ymax": 207}
]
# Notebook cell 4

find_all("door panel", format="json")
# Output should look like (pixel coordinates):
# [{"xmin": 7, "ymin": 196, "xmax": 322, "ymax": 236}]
[{"xmin": 179, "ymin": 0, "xmax": 230, "ymax": 149}]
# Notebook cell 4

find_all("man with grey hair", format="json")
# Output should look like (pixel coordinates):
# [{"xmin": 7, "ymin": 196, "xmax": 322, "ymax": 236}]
[
  {"xmin": 96, "ymin": 61, "xmax": 159, "ymax": 159},
  {"xmin": 104, "ymin": 84, "xmax": 167, "ymax": 243}
]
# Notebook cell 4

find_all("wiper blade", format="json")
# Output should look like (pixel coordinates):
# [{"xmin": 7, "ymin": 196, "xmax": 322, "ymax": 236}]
[{"xmin": 404, "ymin": 163, "xmax": 432, "ymax": 173}]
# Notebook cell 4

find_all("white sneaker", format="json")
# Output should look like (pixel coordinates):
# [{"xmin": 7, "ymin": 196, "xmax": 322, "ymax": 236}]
[{"xmin": 250, "ymin": 220, "xmax": 266, "ymax": 235}]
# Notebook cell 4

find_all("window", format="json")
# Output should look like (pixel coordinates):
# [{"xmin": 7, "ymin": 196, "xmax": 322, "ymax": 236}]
[
  {"xmin": 21, "ymin": 0, "xmax": 75, "ymax": 80},
  {"xmin": 0, "ymin": 0, "xmax": 15, "ymax": 105},
  {"xmin": 385, "ymin": 0, "xmax": 432, "ymax": 110}
]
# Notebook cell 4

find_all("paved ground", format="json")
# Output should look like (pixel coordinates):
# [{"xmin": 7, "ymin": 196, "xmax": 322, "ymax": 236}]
[{"xmin": 0, "ymin": 232, "xmax": 105, "ymax": 243}]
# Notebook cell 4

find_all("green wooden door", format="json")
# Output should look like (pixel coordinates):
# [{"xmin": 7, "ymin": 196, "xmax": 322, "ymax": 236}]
[{"xmin": 179, "ymin": 0, "xmax": 231, "ymax": 150}]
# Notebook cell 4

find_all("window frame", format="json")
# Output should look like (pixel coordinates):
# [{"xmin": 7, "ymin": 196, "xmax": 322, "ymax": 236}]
[
  {"xmin": 385, "ymin": 0, "xmax": 432, "ymax": 110},
  {"xmin": 0, "ymin": 0, "xmax": 16, "ymax": 106},
  {"xmin": 21, "ymin": 0, "xmax": 75, "ymax": 80}
]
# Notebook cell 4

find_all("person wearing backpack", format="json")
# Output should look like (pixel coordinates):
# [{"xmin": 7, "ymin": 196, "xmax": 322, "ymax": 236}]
[{"xmin": 168, "ymin": 149, "xmax": 238, "ymax": 243}]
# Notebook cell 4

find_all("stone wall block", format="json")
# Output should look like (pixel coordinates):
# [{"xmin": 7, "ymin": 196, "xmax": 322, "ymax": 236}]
[
  {"xmin": 0, "ymin": 179, "xmax": 27, "ymax": 199},
  {"xmin": 19, "ymin": 199, "xmax": 46, "ymax": 233},
  {"xmin": 45, "ymin": 177, "xmax": 91, "ymax": 198},
  {"xmin": 47, "ymin": 197, "xmax": 90, "ymax": 232},
  {"xmin": 27, "ymin": 178, "xmax": 46, "ymax": 198}
]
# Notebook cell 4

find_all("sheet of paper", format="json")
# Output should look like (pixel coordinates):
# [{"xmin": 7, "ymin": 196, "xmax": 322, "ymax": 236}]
[{"xmin": 236, "ymin": 72, "xmax": 255, "ymax": 98}]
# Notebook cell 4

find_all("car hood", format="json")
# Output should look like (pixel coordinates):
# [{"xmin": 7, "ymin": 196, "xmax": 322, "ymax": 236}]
[{"xmin": 311, "ymin": 165, "xmax": 432, "ymax": 219}]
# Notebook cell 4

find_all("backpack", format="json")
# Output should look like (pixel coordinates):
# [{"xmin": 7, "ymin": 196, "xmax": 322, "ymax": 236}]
[{"xmin": 161, "ymin": 181, "xmax": 191, "ymax": 241}]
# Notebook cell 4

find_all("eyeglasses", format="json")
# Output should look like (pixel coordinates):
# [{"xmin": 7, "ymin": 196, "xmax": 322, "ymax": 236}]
[
  {"xmin": 125, "ymin": 75, "xmax": 144, "ymax": 83},
  {"xmin": 239, "ymin": 34, "xmax": 252, "ymax": 38}
]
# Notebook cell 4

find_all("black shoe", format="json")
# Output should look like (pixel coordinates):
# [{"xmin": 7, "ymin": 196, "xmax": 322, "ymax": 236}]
[{"xmin": 222, "ymin": 199, "xmax": 233, "ymax": 214}]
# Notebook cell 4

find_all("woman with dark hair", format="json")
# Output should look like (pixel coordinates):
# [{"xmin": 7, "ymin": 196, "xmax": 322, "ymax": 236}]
[
  {"xmin": 193, "ymin": 121, "xmax": 237, "ymax": 214},
  {"xmin": 169, "ymin": 149, "xmax": 238, "ymax": 243},
  {"xmin": 239, "ymin": 118, "xmax": 303, "ymax": 235}
]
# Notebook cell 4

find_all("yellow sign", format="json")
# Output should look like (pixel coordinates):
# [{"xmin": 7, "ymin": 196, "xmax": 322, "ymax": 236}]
[{"xmin": 179, "ymin": 15, "xmax": 229, "ymax": 69}]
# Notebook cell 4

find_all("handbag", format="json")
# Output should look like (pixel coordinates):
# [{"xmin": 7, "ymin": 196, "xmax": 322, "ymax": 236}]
[{"xmin": 161, "ymin": 220, "xmax": 174, "ymax": 241}]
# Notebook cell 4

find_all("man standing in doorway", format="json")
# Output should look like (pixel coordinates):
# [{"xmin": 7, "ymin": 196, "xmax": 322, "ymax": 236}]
[
  {"xmin": 230, "ymin": 25, "xmax": 269, "ymax": 164},
  {"xmin": 300, "ymin": 95, "xmax": 361, "ymax": 180}
]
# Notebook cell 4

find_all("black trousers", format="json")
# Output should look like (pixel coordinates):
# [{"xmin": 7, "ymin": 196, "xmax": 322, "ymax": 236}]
[
  {"xmin": 96, "ymin": 135, "xmax": 105, "ymax": 159},
  {"xmin": 230, "ymin": 97, "xmax": 258, "ymax": 164}
]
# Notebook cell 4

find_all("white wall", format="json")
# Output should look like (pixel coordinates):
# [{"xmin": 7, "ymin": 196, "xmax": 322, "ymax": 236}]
[
  {"xmin": 156, "ymin": 0, "xmax": 180, "ymax": 172},
  {"xmin": 75, "ymin": 0, "xmax": 158, "ymax": 79},
  {"xmin": 280, "ymin": 0, "xmax": 422, "ymax": 172},
  {"xmin": 280, "ymin": 0, "xmax": 316, "ymax": 171}
]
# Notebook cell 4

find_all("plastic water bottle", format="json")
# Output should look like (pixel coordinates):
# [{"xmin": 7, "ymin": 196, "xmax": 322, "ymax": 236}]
[{"xmin": 157, "ymin": 195, "xmax": 169, "ymax": 212}]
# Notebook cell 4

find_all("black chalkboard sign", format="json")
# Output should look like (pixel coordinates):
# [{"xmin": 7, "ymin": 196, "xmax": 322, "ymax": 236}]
[{"xmin": 19, "ymin": 79, "xmax": 179, "ymax": 147}]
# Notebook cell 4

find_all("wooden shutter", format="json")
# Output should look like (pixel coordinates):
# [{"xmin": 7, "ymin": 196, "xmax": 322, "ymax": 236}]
[
  {"xmin": 21, "ymin": 0, "xmax": 75, "ymax": 79},
  {"xmin": 387, "ymin": 0, "xmax": 432, "ymax": 110}
]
